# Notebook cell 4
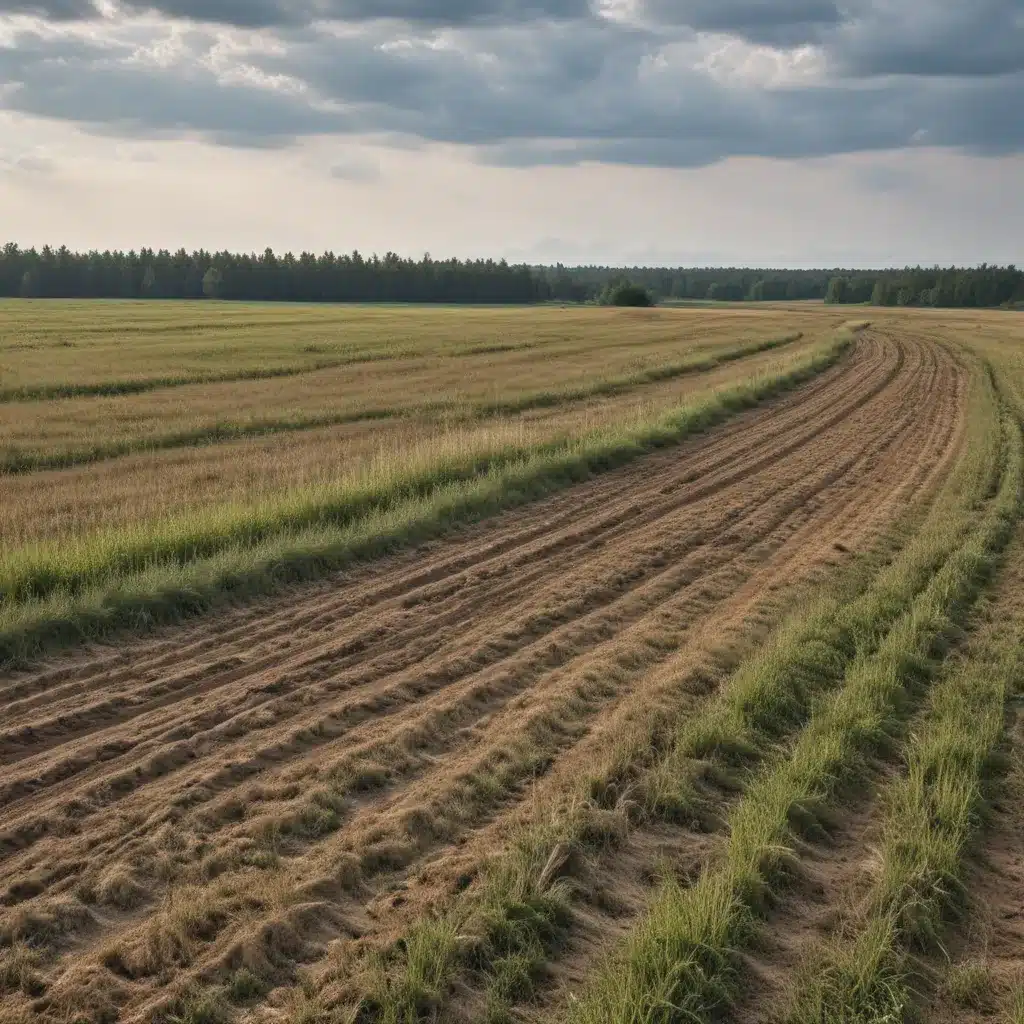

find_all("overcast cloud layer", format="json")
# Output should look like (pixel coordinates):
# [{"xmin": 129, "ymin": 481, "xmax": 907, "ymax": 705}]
[
  {"xmin": 0, "ymin": 0, "xmax": 1020, "ymax": 262},
  {"xmin": 0, "ymin": 0, "xmax": 1021, "ymax": 163}
]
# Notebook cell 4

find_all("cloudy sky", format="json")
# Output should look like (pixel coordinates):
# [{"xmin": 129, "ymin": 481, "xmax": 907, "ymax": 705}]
[{"xmin": 0, "ymin": 0, "xmax": 1021, "ymax": 266}]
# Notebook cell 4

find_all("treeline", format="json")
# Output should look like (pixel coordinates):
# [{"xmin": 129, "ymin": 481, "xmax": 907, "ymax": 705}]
[
  {"xmin": 539, "ymin": 265, "xmax": 871, "ymax": 303},
  {"xmin": 865, "ymin": 266, "xmax": 1024, "ymax": 308},
  {"xmin": 541, "ymin": 264, "xmax": 1024, "ymax": 308},
  {"xmin": 0, "ymin": 244, "xmax": 544, "ymax": 304},
  {"xmin": 1, "ymin": 244, "xmax": 1020, "ymax": 308}
]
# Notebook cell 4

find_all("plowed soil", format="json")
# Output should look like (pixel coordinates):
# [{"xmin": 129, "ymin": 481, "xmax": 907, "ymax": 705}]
[{"xmin": 0, "ymin": 327, "xmax": 968, "ymax": 1023}]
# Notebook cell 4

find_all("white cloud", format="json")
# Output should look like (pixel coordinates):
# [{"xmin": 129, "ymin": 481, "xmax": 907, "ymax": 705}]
[{"xmin": 694, "ymin": 35, "xmax": 826, "ymax": 87}]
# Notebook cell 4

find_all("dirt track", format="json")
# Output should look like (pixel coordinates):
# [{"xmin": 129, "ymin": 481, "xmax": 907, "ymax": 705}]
[{"xmin": 0, "ymin": 328, "xmax": 968, "ymax": 1022}]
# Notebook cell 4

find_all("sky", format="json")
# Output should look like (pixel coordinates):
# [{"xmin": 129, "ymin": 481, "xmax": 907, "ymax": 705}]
[{"xmin": 0, "ymin": 0, "xmax": 1021, "ymax": 267}]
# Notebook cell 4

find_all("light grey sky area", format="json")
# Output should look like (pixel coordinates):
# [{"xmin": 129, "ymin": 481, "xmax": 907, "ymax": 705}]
[{"xmin": 0, "ymin": 0, "xmax": 1020, "ymax": 266}]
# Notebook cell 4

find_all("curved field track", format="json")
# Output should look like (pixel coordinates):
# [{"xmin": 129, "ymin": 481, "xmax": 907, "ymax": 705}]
[{"xmin": 0, "ymin": 328, "xmax": 968, "ymax": 1023}]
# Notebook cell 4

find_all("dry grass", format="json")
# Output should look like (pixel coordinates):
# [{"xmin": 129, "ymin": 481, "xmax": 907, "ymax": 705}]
[
  {"xmin": 0, "ymin": 302, "xmax": 854, "ymax": 663},
  {"xmin": 0, "ymin": 338, "xmax": 846, "ymax": 663},
  {"xmin": 0, "ymin": 299, "xmax": 821, "ymax": 394},
  {"xmin": 0, "ymin": 338, "xmax": 818, "ymax": 546},
  {"xmin": 0, "ymin": 303, "xmax": 1022, "ymax": 1024}
]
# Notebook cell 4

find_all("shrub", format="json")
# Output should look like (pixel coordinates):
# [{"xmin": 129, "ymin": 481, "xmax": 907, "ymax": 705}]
[{"xmin": 602, "ymin": 282, "xmax": 654, "ymax": 307}]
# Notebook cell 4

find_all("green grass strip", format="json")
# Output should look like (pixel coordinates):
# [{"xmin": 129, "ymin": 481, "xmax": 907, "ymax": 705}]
[
  {"xmin": 1009, "ymin": 986, "xmax": 1024, "ymax": 1024},
  {"xmin": 0, "ymin": 332, "xmax": 804, "ymax": 475},
  {"xmin": 785, "ymin": 457, "xmax": 1024, "ymax": 1022},
  {"xmin": 468, "ymin": 332, "xmax": 804, "ymax": 416},
  {"xmin": 638, "ymin": 510, "xmax": 982, "ymax": 824},
  {"xmin": 606, "ymin": 342, "xmax": 1001, "ymax": 818},
  {"xmin": 0, "ymin": 339, "xmax": 843, "ymax": 667},
  {"xmin": 786, "ymin": 636, "xmax": 1020, "ymax": 1024},
  {"xmin": 0, "ymin": 351, "xmax": 400, "ymax": 404},
  {"xmin": 565, "ymin": 412, "xmax": 1021, "ymax": 1024},
  {"xmin": 0, "ymin": 407, "xmax": 402, "ymax": 475}
]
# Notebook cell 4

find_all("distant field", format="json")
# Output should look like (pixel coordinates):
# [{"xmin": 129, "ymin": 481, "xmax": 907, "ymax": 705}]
[
  {"xmin": 0, "ymin": 304, "xmax": 819, "ymax": 473},
  {"xmin": 1, "ymin": 301, "xmax": 1024, "ymax": 1024},
  {"xmin": 0, "ymin": 302, "xmax": 841, "ymax": 571},
  {"xmin": 0, "ymin": 301, "xmax": 827, "ymax": 397}
]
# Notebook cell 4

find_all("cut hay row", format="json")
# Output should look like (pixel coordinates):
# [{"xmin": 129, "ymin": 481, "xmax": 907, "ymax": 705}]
[
  {"xmin": 0, "ymin": 341, "xmax": 824, "ymax": 551},
  {"xmin": 0, "ymin": 351, "xmax": 396, "ymax": 404},
  {"xmin": 0, "ymin": 334, "xmax": 848, "ymax": 665},
  {"xmin": 0, "ymin": 322, "xmax": 954, "ymax": 1024},
  {"xmin": 785, "ymin": 536, "xmax": 1024, "ymax": 1022},
  {"xmin": 0, "ymin": 300, "xmax": 813, "ymax": 398},
  {"xmin": 0, "ymin": 331, "xmax": 804, "ymax": 474},
  {"xmin": 776, "ymin": 355, "xmax": 1024, "ymax": 1022}
]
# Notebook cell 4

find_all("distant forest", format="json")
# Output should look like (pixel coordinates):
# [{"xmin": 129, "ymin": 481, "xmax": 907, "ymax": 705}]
[
  {"xmin": 547, "ymin": 264, "xmax": 1024, "ymax": 308},
  {"xmin": 1, "ymin": 244, "xmax": 1021, "ymax": 309}
]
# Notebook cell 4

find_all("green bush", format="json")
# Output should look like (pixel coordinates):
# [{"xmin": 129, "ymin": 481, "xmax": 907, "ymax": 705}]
[{"xmin": 601, "ymin": 281, "xmax": 653, "ymax": 307}]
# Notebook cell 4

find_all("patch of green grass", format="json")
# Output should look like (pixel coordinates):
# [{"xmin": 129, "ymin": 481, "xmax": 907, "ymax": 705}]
[
  {"xmin": 565, "ymin": 408, "xmax": 1021, "ymax": 1024},
  {"xmin": 159, "ymin": 986, "xmax": 231, "ymax": 1024},
  {"xmin": 226, "ymin": 966, "xmax": 270, "ymax": 1003},
  {"xmin": 360, "ymin": 815, "xmax": 579, "ymax": 1024},
  {"xmin": 362, "ymin": 918, "xmax": 463, "ymax": 1024},
  {"xmin": 944, "ymin": 958, "xmax": 993, "ymax": 1010},
  {"xmin": 784, "ymin": 418, "xmax": 1023, "ymax": 1021},
  {"xmin": 1008, "ymin": 984, "xmax": 1024, "ymax": 1024},
  {"xmin": 786, "ymin": 917, "xmax": 910, "ymax": 1024}
]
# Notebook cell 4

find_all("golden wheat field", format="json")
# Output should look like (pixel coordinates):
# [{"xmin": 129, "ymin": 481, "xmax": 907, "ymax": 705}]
[{"xmin": 1, "ymin": 300, "xmax": 1024, "ymax": 1024}]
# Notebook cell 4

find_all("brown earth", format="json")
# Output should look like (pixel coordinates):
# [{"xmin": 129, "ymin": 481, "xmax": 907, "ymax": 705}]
[{"xmin": 0, "ymin": 327, "xmax": 968, "ymax": 1023}]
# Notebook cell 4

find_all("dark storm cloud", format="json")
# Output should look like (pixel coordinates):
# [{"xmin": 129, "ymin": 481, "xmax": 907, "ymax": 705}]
[
  {"xmin": 0, "ymin": 0, "xmax": 95, "ymax": 18},
  {"xmin": 264, "ymin": 18, "xmax": 653, "ymax": 125},
  {"xmin": 0, "ymin": 32, "xmax": 347, "ymax": 141},
  {"xmin": 245, "ymin": 15, "xmax": 1022, "ymax": 159},
  {"xmin": 0, "ymin": 0, "xmax": 1021, "ymax": 165},
  {"xmin": 641, "ymin": 0, "xmax": 844, "ymax": 45},
  {"xmin": 478, "ymin": 74, "xmax": 1023, "ymax": 167},
  {"xmin": 834, "ymin": 0, "xmax": 1024, "ymax": 77},
  {"xmin": 116, "ymin": 0, "xmax": 306, "ymax": 27},
  {"xmin": 112, "ymin": 0, "xmax": 589, "ymax": 27}
]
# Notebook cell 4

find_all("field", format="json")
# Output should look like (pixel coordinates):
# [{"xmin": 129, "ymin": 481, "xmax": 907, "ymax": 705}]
[{"xmin": 1, "ymin": 300, "xmax": 1023, "ymax": 1024}]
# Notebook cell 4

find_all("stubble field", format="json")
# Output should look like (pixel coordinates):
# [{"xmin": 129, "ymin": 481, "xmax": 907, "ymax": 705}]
[{"xmin": 1, "ymin": 300, "xmax": 1023, "ymax": 1024}]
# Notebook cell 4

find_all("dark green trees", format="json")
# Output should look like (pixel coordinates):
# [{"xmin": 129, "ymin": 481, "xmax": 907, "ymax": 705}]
[
  {"xmin": 824, "ymin": 277, "xmax": 849, "ymax": 304},
  {"xmin": 0, "ymin": 245, "xmax": 547, "ymax": 304},
  {"xmin": 866, "ymin": 266, "xmax": 1023, "ymax": 308},
  {"xmin": 0, "ymin": 244, "xmax": 1019, "ymax": 309},
  {"xmin": 601, "ymin": 281, "xmax": 654, "ymax": 306},
  {"xmin": 202, "ymin": 266, "xmax": 223, "ymax": 299}
]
